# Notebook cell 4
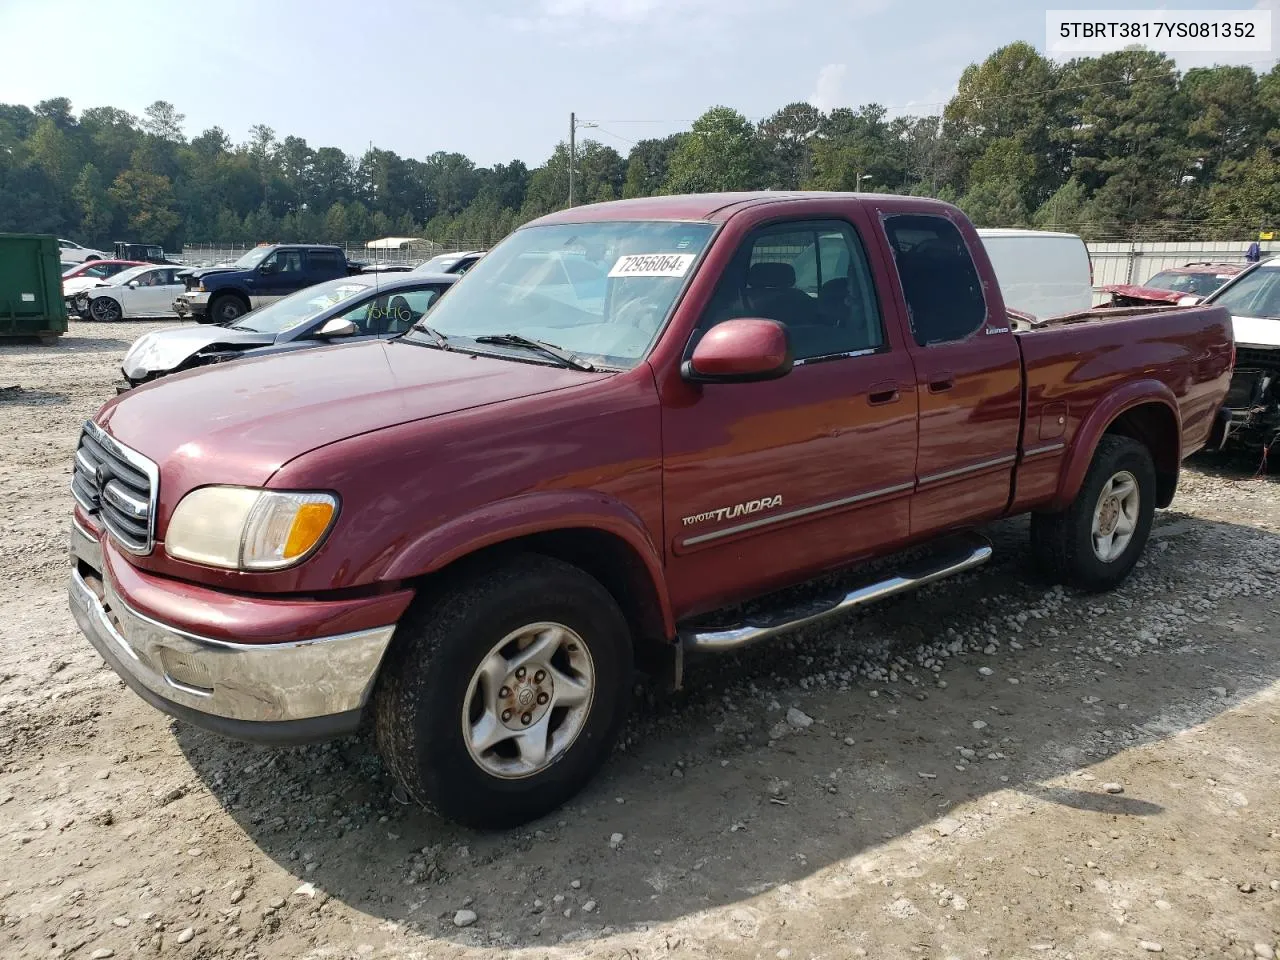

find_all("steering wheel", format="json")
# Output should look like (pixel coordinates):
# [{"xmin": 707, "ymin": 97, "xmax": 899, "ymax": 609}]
[{"xmin": 612, "ymin": 294, "xmax": 664, "ymax": 333}]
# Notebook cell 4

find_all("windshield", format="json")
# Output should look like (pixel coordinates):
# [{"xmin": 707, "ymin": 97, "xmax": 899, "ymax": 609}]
[
  {"xmin": 1145, "ymin": 270, "xmax": 1232, "ymax": 296},
  {"xmin": 416, "ymin": 222, "xmax": 716, "ymax": 368},
  {"xmin": 233, "ymin": 247, "xmax": 273, "ymax": 269},
  {"xmin": 1209, "ymin": 264, "xmax": 1280, "ymax": 319},
  {"xmin": 108, "ymin": 266, "xmax": 152, "ymax": 286},
  {"xmin": 231, "ymin": 277, "xmax": 373, "ymax": 333}
]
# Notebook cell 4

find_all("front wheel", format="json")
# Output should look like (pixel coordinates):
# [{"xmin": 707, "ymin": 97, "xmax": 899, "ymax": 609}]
[
  {"xmin": 88, "ymin": 297, "xmax": 123, "ymax": 322},
  {"xmin": 374, "ymin": 555, "xmax": 633, "ymax": 828},
  {"xmin": 1030, "ymin": 435, "xmax": 1156, "ymax": 592},
  {"xmin": 208, "ymin": 294, "xmax": 247, "ymax": 324}
]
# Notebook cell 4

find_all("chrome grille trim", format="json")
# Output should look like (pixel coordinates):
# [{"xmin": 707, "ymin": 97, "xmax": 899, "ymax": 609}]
[{"xmin": 71, "ymin": 421, "xmax": 159, "ymax": 555}]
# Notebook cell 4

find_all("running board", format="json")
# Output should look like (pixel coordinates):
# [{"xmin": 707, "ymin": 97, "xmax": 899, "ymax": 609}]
[{"xmin": 679, "ymin": 534, "xmax": 993, "ymax": 652}]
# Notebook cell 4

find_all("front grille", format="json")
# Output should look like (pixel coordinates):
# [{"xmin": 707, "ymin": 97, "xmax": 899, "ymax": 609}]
[
  {"xmin": 71, "ymin": 421, "xmax": 158, "ymax": 555},
  {"xmin": 1235, "ymin": 347, "xmax": 1280, "ymax": 370}
]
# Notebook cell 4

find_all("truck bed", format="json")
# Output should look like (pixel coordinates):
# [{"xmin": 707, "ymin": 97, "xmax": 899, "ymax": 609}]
[{"xmin": 1010, "ymin": 303, "xmax": 1233, "ymax": 511}]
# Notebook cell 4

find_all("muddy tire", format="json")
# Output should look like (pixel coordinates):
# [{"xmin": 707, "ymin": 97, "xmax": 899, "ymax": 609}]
[
  {"xmin": 373, "ymin": 555, "xmax": 632, "ymax": 828},
  {"xmin": 1030, "ymin": 435, "xmax": 1156, "ymax": 592}
]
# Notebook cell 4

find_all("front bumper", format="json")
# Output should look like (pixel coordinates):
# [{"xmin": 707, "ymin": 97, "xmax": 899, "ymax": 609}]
[
  {"xmin": 68, "ymin": 520, "xmax": 397, "ymax": 744},
  {"xmin": 173, "ymin": 292, "xmax": 209, "ymax": 319}
]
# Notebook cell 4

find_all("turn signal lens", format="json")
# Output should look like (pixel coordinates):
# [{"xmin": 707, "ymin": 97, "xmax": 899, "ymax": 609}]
[{"xmin": 284, "ymin": 501, "xmax": 337, "ymax": 559}]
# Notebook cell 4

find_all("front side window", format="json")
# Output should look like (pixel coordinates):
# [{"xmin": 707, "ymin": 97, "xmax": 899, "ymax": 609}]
[
  {"xmin": 415, "ymin": 221, "xmax": 717, "ymax": 369},
  {"xmin": 352, "ymin": 286, "xmax": 447, "ymax": 335},
  {"xmin": 884, "ymin": 214, "xmax": 986, "ymax": 346},
  {"xmin": 263, "ymin": 250, "xmax": 303, "ymax": 274},
  {"xmin": 697, "ymin": 219, "xmax": 884, "ymax": 361}
]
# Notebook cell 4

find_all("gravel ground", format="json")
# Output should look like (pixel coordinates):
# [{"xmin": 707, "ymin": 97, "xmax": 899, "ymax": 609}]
[{"xmin": 1, "ymin": 321, "xmax": 1279, "ymax": 960}]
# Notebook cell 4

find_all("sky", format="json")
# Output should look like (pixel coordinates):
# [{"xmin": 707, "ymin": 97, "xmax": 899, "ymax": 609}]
[{"xmin": 0, "ymin": 0, "xmax": 1276, "ymax": 168}]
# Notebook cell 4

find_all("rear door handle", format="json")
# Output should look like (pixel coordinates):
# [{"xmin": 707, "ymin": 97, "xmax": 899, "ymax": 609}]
[
  {"xmin": 868, "ymin": 380, "xmax": 900, "ymax": 406},
  {"xmin": 928, "ymin": 373, "xmax": 954, "ymax": 394}
]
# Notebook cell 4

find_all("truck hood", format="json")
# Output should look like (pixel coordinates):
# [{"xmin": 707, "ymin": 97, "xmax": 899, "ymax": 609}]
[
  {"xmin": 1102, "ymin": 283, "xmax": 1184, "ymax": 305},
  {"xmin": 97, "ymin": 339, "xmax": 610, "ymax": 485},
  {"xmin": 1231, "ymin": 314, "xmax": 1280, "ymax": 349},
  {"xmin": 121, "ymin": 325, "xmax": 277, "ymax": 379}
]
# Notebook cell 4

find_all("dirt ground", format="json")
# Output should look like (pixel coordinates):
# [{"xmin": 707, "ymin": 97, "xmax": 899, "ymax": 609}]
[{"xmin": 1, "ymin": 320, "xmax": 1279, "ymax": 960}]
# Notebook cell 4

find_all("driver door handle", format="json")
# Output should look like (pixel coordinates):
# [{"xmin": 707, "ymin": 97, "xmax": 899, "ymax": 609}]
[{"xmin": 868, "ymin": 380, "xmax": 900, "ymax": 406}]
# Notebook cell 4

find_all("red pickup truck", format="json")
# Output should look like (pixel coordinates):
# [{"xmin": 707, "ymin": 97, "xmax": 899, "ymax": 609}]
[{"xmin": 68, "ymin": 193, "xmax": 1233, "ymax": 828}]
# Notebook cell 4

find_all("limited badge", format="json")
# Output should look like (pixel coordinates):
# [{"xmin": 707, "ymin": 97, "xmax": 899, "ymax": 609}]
[{"xmin": 608, "ymin": 253, "xmax": 696, "ymax": 278}]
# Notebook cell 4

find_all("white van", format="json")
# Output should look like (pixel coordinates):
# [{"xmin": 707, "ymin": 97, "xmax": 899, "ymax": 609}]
[{"xmin": 976, "ymin": 228, "xmax": 1093, "ymax": 319}]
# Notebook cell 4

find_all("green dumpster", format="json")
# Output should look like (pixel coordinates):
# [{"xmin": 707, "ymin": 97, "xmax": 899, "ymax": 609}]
[{"xmin": 0, "ymin": 233, "xmax": 68, "ymax": 342}]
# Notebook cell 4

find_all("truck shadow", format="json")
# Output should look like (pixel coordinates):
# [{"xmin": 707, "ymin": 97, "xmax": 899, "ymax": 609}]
[{"xmin": 172, "ymin": 511, "xmax": 1279, "ymax": 948}]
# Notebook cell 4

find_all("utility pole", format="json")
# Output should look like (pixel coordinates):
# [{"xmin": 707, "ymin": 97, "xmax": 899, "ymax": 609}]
[{"xmin": 567, "ymin": 114, "xmax": 598, "ymax": 208}]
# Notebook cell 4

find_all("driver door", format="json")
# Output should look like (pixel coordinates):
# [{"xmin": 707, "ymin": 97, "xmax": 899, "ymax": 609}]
[{"xmin": 661, "ymin": 215, "xmax": 920, "ymax": 615}]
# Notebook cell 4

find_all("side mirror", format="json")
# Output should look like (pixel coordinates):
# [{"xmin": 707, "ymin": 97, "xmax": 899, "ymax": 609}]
[
  {"xmin": 127, "ymin": 280, "xmax": 139, "ymax": 289},
  {"xmin": 682, "ymin": 317, "xmax": 793, "ymax": 384},
  {"xmin": 258, "ymin": 261, "xmax": 278, "ymax": 275},
  {"xmin": 317, "ymin": 317, "xmax": 357, "ymax": 338}
]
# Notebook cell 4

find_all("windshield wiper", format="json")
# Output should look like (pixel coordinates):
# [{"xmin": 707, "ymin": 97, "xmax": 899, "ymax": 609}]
[
  {"xmin": 404, "ymin": 321, "xmax": 452, "ymax": 350},
  {"xmin": 472, "ymin": 333, "xmax": 595, "ymax": 371}
]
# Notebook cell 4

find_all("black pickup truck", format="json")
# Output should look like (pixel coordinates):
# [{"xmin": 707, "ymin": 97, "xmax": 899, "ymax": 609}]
[{"xmin": 174, "ymin": 244, "xmax": 363, "ymax": 323}]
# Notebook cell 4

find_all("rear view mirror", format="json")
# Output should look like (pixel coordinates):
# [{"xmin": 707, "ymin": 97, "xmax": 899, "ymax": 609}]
[
  {"xmin": 317, "ymin": 317, "xmax": 357, "ymax": 338},
  {"xmin": 682, "ymin": 317, "xmax": 793, "ymax": 384}
]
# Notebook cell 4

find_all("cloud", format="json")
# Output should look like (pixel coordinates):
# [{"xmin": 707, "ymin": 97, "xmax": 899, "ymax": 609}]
[{"xmin": 809, "ymin": 63, "xmax": 848, "ymax": 112}]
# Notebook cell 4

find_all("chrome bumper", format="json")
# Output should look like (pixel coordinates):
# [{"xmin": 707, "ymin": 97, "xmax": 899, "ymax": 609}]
[{"xmin": 68, "ymin": 521, "xmax": 395, "ymax": 739}]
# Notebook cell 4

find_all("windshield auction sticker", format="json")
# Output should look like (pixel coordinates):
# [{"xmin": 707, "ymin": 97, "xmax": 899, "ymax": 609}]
[
  {"xmin": 608, "ymin": 253, "xmax": 696, "ymax": 278},
  {"xmin": 1047, "ymin": 9, "xmax": 1271, "ymax": 53}
]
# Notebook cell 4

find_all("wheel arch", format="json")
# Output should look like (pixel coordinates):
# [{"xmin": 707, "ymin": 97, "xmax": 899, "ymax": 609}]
[
  {"xmin": 382, "ymin": 494, "xmax": 675, "ymax": 655},
  {"xmin": 1054, "ymin": 381, "xmax": 1182, "ymax": 510}
]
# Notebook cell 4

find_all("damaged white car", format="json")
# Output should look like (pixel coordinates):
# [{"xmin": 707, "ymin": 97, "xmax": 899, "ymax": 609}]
[{"xmin": 1195, "ymin": 259, "xmax": 1280, "ymax": 451}]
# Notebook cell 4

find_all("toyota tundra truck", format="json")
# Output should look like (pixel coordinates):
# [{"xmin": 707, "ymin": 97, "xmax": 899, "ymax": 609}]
[{"xmin": 68, "ymin": 192, "xmax": 1233, "ymax": 828}]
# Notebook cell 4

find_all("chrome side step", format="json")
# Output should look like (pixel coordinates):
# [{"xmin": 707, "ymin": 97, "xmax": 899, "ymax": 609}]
[{"xmin": 679, "ymin": 534, "xmax": 993, "ymax": 652}]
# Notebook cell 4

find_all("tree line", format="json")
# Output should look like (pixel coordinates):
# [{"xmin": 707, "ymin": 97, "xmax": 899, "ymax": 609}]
[{"xmin": 1, "ymin": 43, "xmax": 1278, "ymax": 250}]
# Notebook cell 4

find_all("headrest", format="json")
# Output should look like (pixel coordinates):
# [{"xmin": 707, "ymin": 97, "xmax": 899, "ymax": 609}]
[{"xmin": 747, "ymin": 261, "xmax": 795, "ymax": 289}]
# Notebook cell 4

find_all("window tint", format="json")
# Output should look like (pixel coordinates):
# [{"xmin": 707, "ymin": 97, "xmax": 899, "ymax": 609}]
[
  {"xmin": 698, "ymin": 219, "xmax": 884, "ymax": 361},
  {"xmin": 884, "ymin": 214, "xmax": 986, "ymax": 346},
  {"xmin": 309, "ymin": 249, "xmax": 344, "ymax": 270}
]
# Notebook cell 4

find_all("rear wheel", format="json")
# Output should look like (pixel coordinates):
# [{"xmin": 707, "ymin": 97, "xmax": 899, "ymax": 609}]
[
  {"xmin": 88, "ymin": 297, "xmax": 122, "ymax": 322},
  {"xmin": 1030, "ymin": 435, "xmax": 1156, "ymax": 592},
  {"xmin": 208, "ymin": 294, "xmax": 248, "ymax": 324},
  {"xmin": 374, "ymin": 555, "xmax": 632, "ymax": 828}
]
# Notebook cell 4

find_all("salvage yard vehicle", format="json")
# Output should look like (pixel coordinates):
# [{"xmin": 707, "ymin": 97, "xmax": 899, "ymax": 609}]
[
  {"xmin": 62, "ymin": 260, "xmax": 145, "ymax": 302},
  {"xmin": 1195, "ymin": 258, "xmax": 1280, "ymax": 451},
  {"xmin": 1103, "ymin": 262, "xmax": 1245, "ymax": 307},
  {"xmin": 57, "ymin": 238, "xmax": 107, "ymax": 263},
  {"xmin": 174, "ymin": 244, "xmax": 364, "ymax": 323},
  {"xmin": 73, "ymin": 265, "xmax": 186, "ymax": 321},
  {"xmin": 67, "ymin": 192, "xmax": 1232, "ymax": 828},
  {"xmin": 113, "ymin": 241, "xmax": 177, "ymax": 265},
  {"xmin": 119, "ymin": 271, "xmax": 457, "ymax": 390}
]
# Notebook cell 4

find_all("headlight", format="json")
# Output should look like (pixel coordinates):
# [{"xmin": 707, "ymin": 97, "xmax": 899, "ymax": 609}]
[
  {"xmin": 166, "ymin": 487, "xmax": 338, "ymax": 570},
  {"xmin": 197, "ymin": 283, "xmax": 206, "ymax": 292}
]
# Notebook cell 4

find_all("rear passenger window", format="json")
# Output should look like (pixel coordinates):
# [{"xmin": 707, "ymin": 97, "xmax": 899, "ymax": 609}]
[
  {"xmin": 883, "ymin": 215, "xmax": 986, "ymax": 346},
  {"xmin": 698, "ymin": 219, "xmax": 884, "ymax": 362},
  {"xmin": 309, "ymin": 250, "xmax": 344, "ymax": 271}
]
